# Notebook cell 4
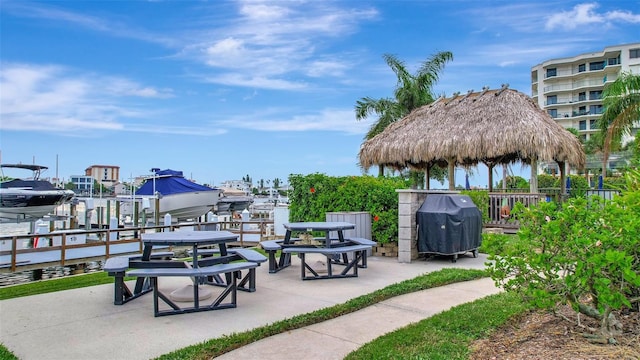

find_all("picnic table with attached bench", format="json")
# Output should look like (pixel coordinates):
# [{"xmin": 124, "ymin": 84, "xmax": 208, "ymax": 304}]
[
  {"xmin": 104, "ymin": 230, "xmax": 266, "ymax": 316},
  {"xmin": 260, "ymin": 222, "xmax": 375, "ymax": 280}
]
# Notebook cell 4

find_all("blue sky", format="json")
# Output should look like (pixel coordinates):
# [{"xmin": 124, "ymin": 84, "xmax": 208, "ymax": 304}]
[{"xmin": 1, "ymin": 0, "xmax": 639, "ymax": 188}]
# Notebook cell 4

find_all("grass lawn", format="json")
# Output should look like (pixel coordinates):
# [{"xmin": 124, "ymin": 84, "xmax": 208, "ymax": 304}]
[
  {"xmin": 0, "ymin": 271, "xmax": 133, "ymax": 301},
  {"xmin": 345, "ymin": 291, "xmax": 528, "ymax": 359}
]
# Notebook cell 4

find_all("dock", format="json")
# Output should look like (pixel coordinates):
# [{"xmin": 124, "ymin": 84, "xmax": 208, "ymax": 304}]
[{"xmin": 0, "ymin": 219, "xmax": 275, "ymax": 274}]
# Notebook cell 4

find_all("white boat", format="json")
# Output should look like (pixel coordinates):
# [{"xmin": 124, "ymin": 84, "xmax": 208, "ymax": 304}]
[
  {"xmin": 132, "ymin": 169, "xmax": 221, "ymax": 221},
  {"xmin": 0, "ymin": 164, "xmax": 75, "ymax": 223},
  {"xmin": 215, "ymin": 187, "xmax": 254, "ymax": 214}
]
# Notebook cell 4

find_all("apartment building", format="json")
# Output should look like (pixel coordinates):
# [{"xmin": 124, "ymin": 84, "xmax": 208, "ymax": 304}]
[
  {"xmin": 84, "ymin": 164, "xmax": 120, "ymax": 188},
  {"xmin": 531, "ymin": 43, "xmax": 640, "ymax": 175}
]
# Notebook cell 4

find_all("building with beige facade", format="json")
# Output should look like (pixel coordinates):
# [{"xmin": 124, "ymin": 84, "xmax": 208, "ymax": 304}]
[
  {"xmin": 531, "ymin": 43, "xmax": 640, "ymax": 175},
  {"xmin": 84, "ymin": 164, "xmax": 120, "ymax": 188}
]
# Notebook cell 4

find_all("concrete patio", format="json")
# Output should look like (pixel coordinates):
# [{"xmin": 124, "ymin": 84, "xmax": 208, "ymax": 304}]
[{"xmin": 0, "ymin": 253, "xmax": 496, "ymax": 360}]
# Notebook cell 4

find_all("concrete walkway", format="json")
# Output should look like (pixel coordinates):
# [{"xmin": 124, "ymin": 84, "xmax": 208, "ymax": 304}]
[{"xmin": 0, "ymin": 254, "xmax": 499, "ymax": 360}]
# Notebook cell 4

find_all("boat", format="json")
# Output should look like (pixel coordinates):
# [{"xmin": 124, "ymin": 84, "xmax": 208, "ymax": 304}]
[
  {"xmin": 0, "ymin": 164, "xmax": 75, "ymax": 222},
  {"xmin": 133, "ymin": 169, "xmax": 221, "ymax": 221},
  {"xmin": 215, "ymin": 187, "xmax": 254, "ymax": 214}
]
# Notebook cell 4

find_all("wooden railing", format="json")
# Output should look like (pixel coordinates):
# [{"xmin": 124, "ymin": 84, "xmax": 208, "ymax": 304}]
[
  {"xmin": 486, "ymin": 192, "xmax": 544, "ymax": 228},
  {"xmin": 0, "ymin": 219, "xmax": 274, "ymax": 273},
  {"xmin": 483, "ymin": 188, "xmax": 620, "ymax": 230}
]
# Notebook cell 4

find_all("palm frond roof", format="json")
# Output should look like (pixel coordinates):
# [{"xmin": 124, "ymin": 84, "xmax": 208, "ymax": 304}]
[{"xmin": 358, "ymin": 86, "xmax": 586, "ymax": 170}]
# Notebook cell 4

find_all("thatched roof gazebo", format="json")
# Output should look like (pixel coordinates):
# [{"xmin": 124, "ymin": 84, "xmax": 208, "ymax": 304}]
[{"xmin": 358, "ymin": 85, "xmax": 586, "ymax": 194}]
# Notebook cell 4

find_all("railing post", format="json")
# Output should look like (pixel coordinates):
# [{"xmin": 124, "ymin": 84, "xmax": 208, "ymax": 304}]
[
  {"xmin": 10, "ymin": 236, "xmax": 17, "ymax": 272},
  {"xmin": 61, "ymin": 234, "xmax": 66, "ymax": 266}
]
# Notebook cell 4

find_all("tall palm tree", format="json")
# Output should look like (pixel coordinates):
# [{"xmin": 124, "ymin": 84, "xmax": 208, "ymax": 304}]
[
  {"xmin": 599, "ymin": 71, "xmax": 640, "ymax": 177},
  {"xmin": 355, "ymin": 51, "xmax": 453, "ymax": 176}
]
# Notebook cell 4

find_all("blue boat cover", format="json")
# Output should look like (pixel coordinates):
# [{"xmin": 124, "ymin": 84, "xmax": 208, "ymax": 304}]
[{"xmin": 135, "ymin": 169, "xmax": 215, "ymax": 196}]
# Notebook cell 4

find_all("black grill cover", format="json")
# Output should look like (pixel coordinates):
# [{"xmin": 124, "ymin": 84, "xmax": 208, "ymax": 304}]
[{"xmin": 416, "ymin": 194, "xmax": 482, "ymax": 255}]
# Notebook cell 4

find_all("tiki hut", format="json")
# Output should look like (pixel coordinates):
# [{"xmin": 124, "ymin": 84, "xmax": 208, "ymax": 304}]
[{"xmin": 358, "ymin": 85, "xmax": 586, "ymax": 193}]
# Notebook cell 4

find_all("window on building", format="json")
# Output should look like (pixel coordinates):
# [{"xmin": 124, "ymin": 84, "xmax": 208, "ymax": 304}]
[
  {"xmin": 578, "ymin": 63, "xmax": 586, "ymax": 72},
  {"xmin": 548, "ymin": 109, "xmax": 558, "ymax": 118},
  {"xmin": 589, "ymin": 61, "xmax": 605, "ymax": 71},
  {"xmin": 579, "ymin": 120, "xmax": 587, "ymax": 130},
  {"xmin": 546, "ymin": 68, "xmax": 557, "ymax": 77},
  {"xmin": 579, "ymin": 106, "xmax": 587, "ymax": 115},
  {"xmin": 589, "ymin": 90, "xmax": 602, "ymax": 100},
  {"xmin": 578, "ymin": 92, "xmax": 586, "ymax": 101},
  {"xmin": 630, "ymin": 48, "xmax": 640, "ymax": 59},
  {"xmin": 547, "ymin": 95, "xmax": 557, "ymax": 105},
  {"xmin": 590, "ymin": 105, "xmax": 603, "ymax": 114},
  {"xmin": 590, "ymin": 119, "xmax": 597, "ymax": 129}
]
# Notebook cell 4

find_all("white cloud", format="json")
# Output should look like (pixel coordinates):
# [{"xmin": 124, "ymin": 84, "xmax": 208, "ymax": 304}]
[
  {"xmin": 191, "ymin": 1, "xmax": 378, "ymax": 88},
  {"xmin": 1, "ymin": 1, "xmax": 175, "ymax": 46},
  {"xmin": 205, "ymin": 73, "xmax": 307, "ymax": 90},
  {"xmin": 102, "ymin": 78, "xmax": 174, "ymax": 98},
  {"xmin": 0, "ymin": 63, "xmax": 174, "ymax": 134},
  {"xmin": 214, "ymin": 108, "xmax": 374, "ymax": 135},
  {"xmin": 545, "ymin": 2, "xmax": 640, "ymax": 31},
  {"xmin": 239, "ymin": 2, "xmax": 291, "ymax": 21},
  {"xmin": 306, "ymin": 60, "xmax": 349, "ymax": 78}
]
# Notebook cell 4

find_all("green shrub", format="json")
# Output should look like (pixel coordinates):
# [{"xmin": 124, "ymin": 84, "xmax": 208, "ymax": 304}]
[
  {"xmin": 537, "ymin": 174, "xmax": 557, "ymax": 188},
  {"xmin": 288, "ymin": 174, "xmax": 410, "ymax": 243},
  {"xmin": 460, "ymin": 190, "xmax": 489, "ymax": 223},
  {"xmin": 495, "ymin": 175, "xmax": 528, "ymax": 189},
  {"xmin": 565, "ymin": 174, "xmax": 589, "ymax": 198},
  {"xmin": 487, "ymin": 173, "xmax": 640, "ymax": 338},
  {"xmin": 603, "ymin": 176, "xmax": 627, "ymax": 190},
  {"xmin": 479, "ymin": 233, "xmax": 520, "ymax": 255}
]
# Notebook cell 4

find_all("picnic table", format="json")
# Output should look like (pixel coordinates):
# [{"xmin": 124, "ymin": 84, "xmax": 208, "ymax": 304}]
[
  {"xmin": 105, "ymin": 230, "xmax": 266, "ymax": 316},
  {"xmin": 260, "ymin": 222, "xmax": 375, "ymax": 280}
]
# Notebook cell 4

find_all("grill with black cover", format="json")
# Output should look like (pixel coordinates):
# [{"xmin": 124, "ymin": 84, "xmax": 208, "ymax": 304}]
[{"xmin": 416, "ymin": 193, "xmax": 482, "ymax": 262}]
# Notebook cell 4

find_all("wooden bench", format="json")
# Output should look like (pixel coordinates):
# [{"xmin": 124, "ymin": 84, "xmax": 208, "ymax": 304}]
[
  {"xmin": 282, "ymin": 244, "xmax": 372, "ymax": 280},
  {"xmin": 260, "ymin": 240, "xmax": 286, "ymax": 273},
  {"xmin": 126, "ymin": 262, "xmax": 259, "ymax": 317},
  {"xmin": 104, "ymin": 257, "xmax": 147, "ymax": 305},
  {"xmin": 190, "ymin": 248, "xmax": 267, "ymax": 293},
  {"xmin": 226, "ymin": 248, "xmax": 267, "ymax": 292},
  {"xmin": 103, "ymin": 251, "xmax": 176, "ymax": 305},
  {"xmin": 345, "ymin": 238, "xmax": 376, "ymax": 268},
  {"xmin": 348, "ymin": 237, "xmax": 377, "ymax": 246}
]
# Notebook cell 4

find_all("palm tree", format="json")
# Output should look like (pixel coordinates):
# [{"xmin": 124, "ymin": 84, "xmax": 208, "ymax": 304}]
[
  {"xmin": 355, "ymin": 51, "xmax": 453, "ymax": 177},
  {"xmin": 599, "ymin": 72, "xmax": 640, "ymax": 177}
]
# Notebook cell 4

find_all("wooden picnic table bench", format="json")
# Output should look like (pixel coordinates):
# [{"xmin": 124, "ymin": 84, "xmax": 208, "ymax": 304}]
[
  {"xmin": 282, "ymin": 244, "xmax": 371, "ymax": 280},
  {"xmin": 127, "ymin": 262, "xmax": 259, "ymax": 317},
  {"xmin": 104, "ymin": 246, "xmax": 268, "ymax": 305},
  {"xmin": 103, "ymin": 252, "xmax": 178, "ymax": 305},
  {"xmin": 260, "ymin": 240, "xmax": 284, "ymax": 273},
  {"xmin": 261, "ymin": 236, "xmax": 376, "ymax": 276}
]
